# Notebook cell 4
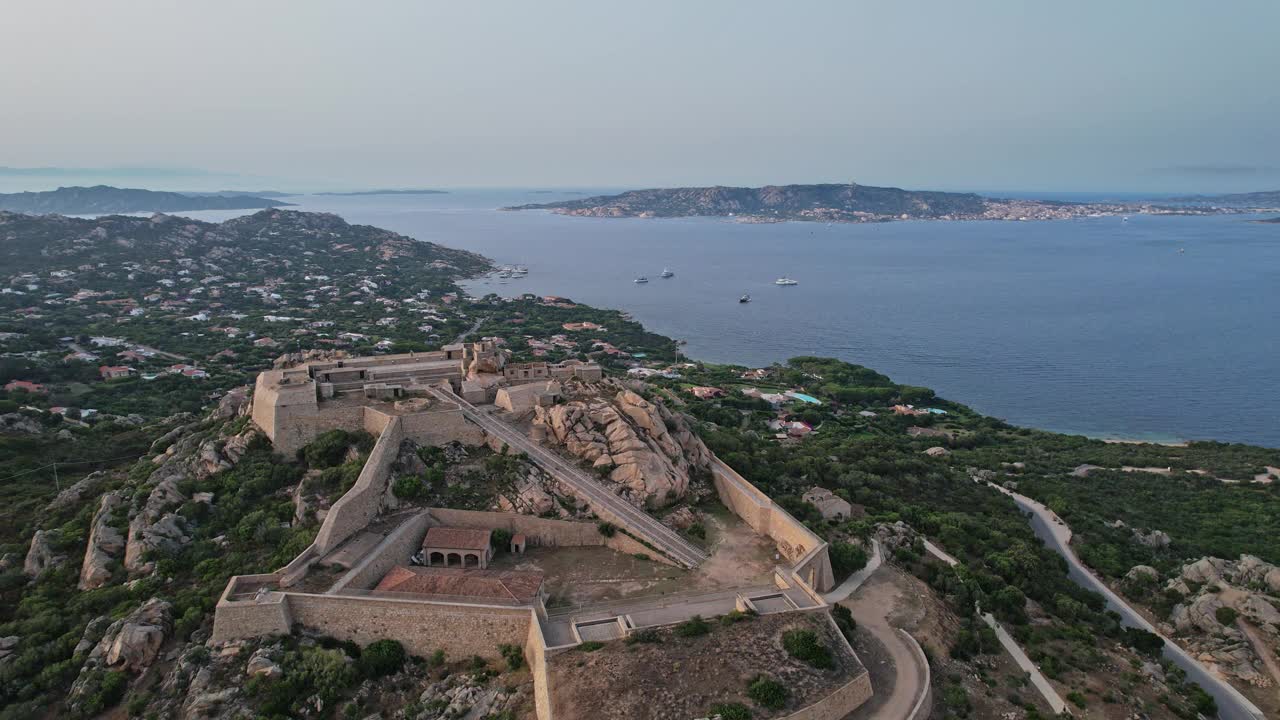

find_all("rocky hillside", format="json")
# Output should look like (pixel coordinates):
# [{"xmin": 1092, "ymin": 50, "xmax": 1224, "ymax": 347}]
[
  {"xmin": 0, "ymin": 207, "xmax": 486, "ymax": 274},
  {"xmin": 1125, "ymin": 555, "xmax": 1280, "ymax": 689},
  {"xmin": 505, "ymin": 183, "xmax": 993, "ymax": 221},
  {"xmin": 531, "ymin": 381, "xmax": 712, "ymax": 507},
  {"xmin": 0, "ymin": 185, "xmax": 291, "ymax": 215}
]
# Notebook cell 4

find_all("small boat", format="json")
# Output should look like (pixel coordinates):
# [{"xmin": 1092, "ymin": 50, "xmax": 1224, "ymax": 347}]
[
  {"xmin": 1178, "ymin": 247, "xmax": 1185, "ymax": 254},
  {"xmin": 775, "ymin": 276, "xmax": 798, "ymax": 286},
  {"xmin": 739, "ymin": 294, "xmax": 751, "ymax": 303},
  {"xmin": 497, "ymin": 270, "xmax": 512, "ymax": 278},
  {"xmin": 660, "ymin": 267, "xmax": 674, "ymax": 278},
  {"xmin": 511, "ymin": 266, "xmax": 528, "ymax": 276},
  {"xmin": 634, "ymin": 276, "xmax": 648, "ymax": 284}
]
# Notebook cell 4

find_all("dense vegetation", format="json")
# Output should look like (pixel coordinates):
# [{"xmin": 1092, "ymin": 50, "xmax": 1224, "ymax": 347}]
[{"xmin": 663, "ymin": 355, "xmax": 1278, "ymax": 718}]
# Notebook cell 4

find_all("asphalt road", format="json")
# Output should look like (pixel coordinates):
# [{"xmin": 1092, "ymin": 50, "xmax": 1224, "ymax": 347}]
[{"xmin": 998, "ymin": 486, "xmax": 1265, "ymax": 720}]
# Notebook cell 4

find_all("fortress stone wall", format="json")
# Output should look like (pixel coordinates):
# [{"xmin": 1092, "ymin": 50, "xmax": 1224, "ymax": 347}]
[
  {"xmin": 213, "ymin": 580, "xmax": 533, "ymax": 661},
  {"xmin": 313, "ymin": 416, "xmax": 404, "ymax": 555},
  {"xmin": 286, "ymin": 594, "xmax": 532, "ymax": 660},
  {"xmin": 330, "ymin": 511, "xmax": 432, "ymax": 593},
  {"xmin": 711, "ymin": 458, "xmax": 835, "ymax": 591}
]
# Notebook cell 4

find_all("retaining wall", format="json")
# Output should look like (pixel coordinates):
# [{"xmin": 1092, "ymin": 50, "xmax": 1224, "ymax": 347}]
[
  {"xmin": 711, "ymin": 458, "xmax": 834, "ymax": 591},
  {"xmin": 781, "ymin": 670, "xmax": 874, "ymax": 720},
  {"xmin": 901, "ymin": 629, "xmax": 934, "ymax": 720},
  {"xmin": 286, "ymin": 592, "xmax": 531, "ymax": 659},
  {"xmin": 313, "ymin": 417, "xmax": 404, "ymax": 555},
  {"xmin": 330, "ymin": 511, "xmax": 432, "ymax": 592}
]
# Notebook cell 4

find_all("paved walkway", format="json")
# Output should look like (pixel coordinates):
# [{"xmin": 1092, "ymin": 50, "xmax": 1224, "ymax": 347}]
[
  {"xmin": 430, "ymin": 386, "xmax": 708, "ymax": 568},
  {"xmin": 841, "ymin": 573, "xmax": 930, "ymax": 720},
  {"xmin": 991, "ymin": 482, "xmax": 1266, "ymax": 720},
  {"xmin": 822, "ymin": 539, "xmax": 882, "ymax": 604},
  {"xmin": 923, "ymin": 534, "xmax": 1066, "ymax": 714}
]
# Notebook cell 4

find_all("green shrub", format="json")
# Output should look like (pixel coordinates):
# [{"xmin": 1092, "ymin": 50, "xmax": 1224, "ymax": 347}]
[
  {"xmin": 300, "ymin": 429, "xmax": 371, "ymax": 468},
  {"xmin": 709, "ymin": 702, "xmax": 751, "ymax": 720},
  {"xmin": 687, "ymin": 522, "xmax": 706, "ymax": 540},
  {"xmin": 675, "ymin": 615, "xmax": 711, "ymax": 638},
  {"xmin": 427, "ymin": 649, "xmax": 446, "ymax": 667},
  {"xmin": 1066, "ymin": 690, "xmax": 1087, "ymax": 708},
  {"xmin": 829, "ymin": 541, "xmax": 869, "ymax": 580},
  {"xmin": 596, "ymin": 522, "xmax": 617, "ymax": 538},
  {"xmin": 499, "ymin": 643, "xmax": 524, "ymax": 671},
  {"xmin": 832, "ymin": 604, "xmax": 856, "ymax": 642},
  {"xmin": 747, "ymin": 674, "xmax": 789, "ymax": 710},
  {"xmin": 719, "ymin": 609, "xmax": 755, "ymax": 625},
  {"xmin": 578, "ymin": 641, "xmax": 605, "ymax": 652},
  {"xmin": 392, "ymin": 475, "xmax": 427, "ymax": 500},
  {"xmin": 357, "ymin": 639, "xmax": 406, "ymax": 678},
  {"xmin": 782, "ymin": 629, "xmax": 833, "ymax": 669},
  {"xmin": 1215, "ymin": 606, "xmax": 1239, "ymax": 626}
]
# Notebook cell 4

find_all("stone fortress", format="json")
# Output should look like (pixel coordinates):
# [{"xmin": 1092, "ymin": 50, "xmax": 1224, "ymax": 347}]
[{"xmin": 215, "ymin": 342, "xmax": 876, "ymax": 720}]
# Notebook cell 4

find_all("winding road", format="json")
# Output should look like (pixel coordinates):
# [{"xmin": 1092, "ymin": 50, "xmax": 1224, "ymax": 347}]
[
  {"xmin": 992, "ymin": 483, "xmax": 1266, "ymax": 720},
  {"xmin": 428, "ymin": 385, "xmax": 709, "ymax": 568}
]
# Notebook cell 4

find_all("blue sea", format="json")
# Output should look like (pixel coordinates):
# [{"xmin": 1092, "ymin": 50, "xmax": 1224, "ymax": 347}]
[{"xmin": 182, "ymin": 189, "xmax": 1280, "ymax": 447}]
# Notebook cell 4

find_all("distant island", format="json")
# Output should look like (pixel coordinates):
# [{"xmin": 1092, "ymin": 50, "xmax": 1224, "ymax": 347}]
[
  {"xmin": 0, "ymin": 185, "xmax": 292, "ymax": 215},
  {"xmin": 505, "ymin": 182, "xmax": 1275, "ymax": 223},
  {"xmin": 315, "ymin": 189, "xmax": 448, "ymax": 196},
  {"xmin": 183, "ymin": 189, "xmax": 295, "ymax": 198},
  {"xmin": 1166, "ymin": 189, "xmax": 1280, "ymax": 207}
]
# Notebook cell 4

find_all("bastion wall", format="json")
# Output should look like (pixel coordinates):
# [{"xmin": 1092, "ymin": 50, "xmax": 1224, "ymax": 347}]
[
  {"xmin": 711, "ymin": 458, "xmax": 835, "ymax": 592},
  {"xmin": 312, "ymin": 416, "xmax": 404, "ymax": 556}
]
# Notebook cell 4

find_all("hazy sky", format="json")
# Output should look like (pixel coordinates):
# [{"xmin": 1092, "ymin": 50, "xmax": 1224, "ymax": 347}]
[{"xmin": 3, "ymin": 1, "xmax": 1278, "ymax": 192}]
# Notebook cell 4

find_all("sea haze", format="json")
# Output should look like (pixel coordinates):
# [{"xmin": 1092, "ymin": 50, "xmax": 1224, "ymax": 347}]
[{"xmin": 179, "ymin": 190, "xmax": 1280, "ymax": 447}]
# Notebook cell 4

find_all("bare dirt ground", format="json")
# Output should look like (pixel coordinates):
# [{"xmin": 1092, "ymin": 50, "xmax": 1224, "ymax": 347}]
[
  {"xmin": 549, "ymin": 611, "xmax": 861, "ymax": 720},
  {"xmin": 489, "ymin": 507, "xmax": 777, "ymax": 607}
]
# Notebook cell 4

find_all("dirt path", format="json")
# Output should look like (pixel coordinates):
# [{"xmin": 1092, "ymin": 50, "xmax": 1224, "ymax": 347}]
[{"xmin": 840, "ymin": 573, "xmax": 928, "ymax": 720}]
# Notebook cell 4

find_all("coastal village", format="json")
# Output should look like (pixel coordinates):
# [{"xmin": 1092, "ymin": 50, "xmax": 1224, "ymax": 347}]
[{"xmin": 1, "ymin": 209, "xmax": 1278, "ymax": 720}]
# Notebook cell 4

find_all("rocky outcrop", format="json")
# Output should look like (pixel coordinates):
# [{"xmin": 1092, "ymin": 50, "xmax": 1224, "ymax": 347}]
[
  {"xmin": 44, "ymin": 470, "xmax": 109, "ymax": 514},
  {"xmin": 0, "ymin": 413, "xmax": 43, "ymax": 435},
  {"xmin": 1161, "ymin": 553, "xmax": 1280, "ymax": 687},
  {"xmin": 498, "ymin": 468, "xmax": 570, "ymax": 517},
  {"xmin": 874, "ymin": 521, "xmax": 919, "ymax": 558},
  {"xmin": 24, "ymin": 529, "xmax": 65, "ymax": 578},
  {"xmin": 213, "ymin": 386, "xmax": 251, "ymax": 420},
  {"xmin": 1132, "ymin": 528, "xmax": 1171, "ymax": 549},
  {"xmin": 532, "ymin": 386, "xmax": 711, "ymax": 507},
  {"xmin": 1123, "ymin": 565, "xmax": 1160, "ymax": 585},
  {"xmin": 125, "ymin": 427, "xmax": 258, "ymax": 575},
  {"xmin": 79, "ymin": 492, "xmax": 126, "ymax": 590},
  {"xmin": 68, "ymin": 599, "xmax": 172, "ymax": 707}
]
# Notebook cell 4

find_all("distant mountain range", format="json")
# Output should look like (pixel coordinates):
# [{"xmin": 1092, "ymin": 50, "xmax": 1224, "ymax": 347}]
[
  {"xmin": 1165, "ymin": 189, "xmax": 1280, "ymax": 206},
  {"xmin": 0, "ymin": 185, "xmax": 292, "ymax": 215},
  {"xmin": 506, "ymin": 183, "xmax": 1276, "ymax": 223},
  {"xmin": 314, "ymin": 189, "xmax": 448, "ymax": 196}
]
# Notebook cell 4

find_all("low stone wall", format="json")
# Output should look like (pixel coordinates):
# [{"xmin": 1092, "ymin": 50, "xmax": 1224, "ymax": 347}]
[
  {"xmin": 781, "ymin": 670, "xmax": 873, "ymax": 720},
  {"xmin": 286, "ymin": 592, "xmax": 532, "ymax": 660},
  {"xmin": 313, "ymin": 417, "xmax": 404, "ymax": 555},
  {"xmin": 330, "ymin": 512, "xmax": 432, "ymax": 592},
  {"xmin": 711, "ymin": 458, "xmax": 834, "ymax": 591},
  {"xmin": 900, "ymin": 629, "xmax": 934, "ymax": 720}
]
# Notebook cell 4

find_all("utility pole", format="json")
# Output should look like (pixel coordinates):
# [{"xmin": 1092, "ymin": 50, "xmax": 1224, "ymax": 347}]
[{"xmin": 52, "ymin": 462, "xmax": 60, "ymax": 492}]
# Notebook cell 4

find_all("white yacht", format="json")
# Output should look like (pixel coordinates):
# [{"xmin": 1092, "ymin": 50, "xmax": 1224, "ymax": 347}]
[
  {"xmin": 774, "ymin": 276, "xmax": 798, "ymax": 286},
  {"xmin": 634, "ymin": 276, "xmax": 649, "ymax": 284},
  {"xmin": 660, "ymin": 267, "xmax": 674, "ymax": 278}
]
